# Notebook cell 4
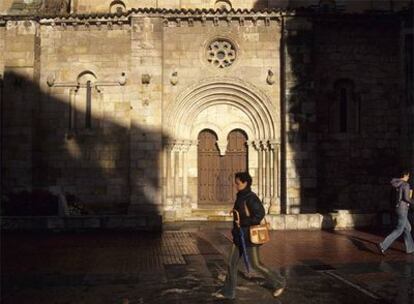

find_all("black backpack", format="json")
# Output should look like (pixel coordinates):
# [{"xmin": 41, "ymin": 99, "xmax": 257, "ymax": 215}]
[{"xmin": 389, "ymin": 185, "xmax": 402, "ymax": 208}]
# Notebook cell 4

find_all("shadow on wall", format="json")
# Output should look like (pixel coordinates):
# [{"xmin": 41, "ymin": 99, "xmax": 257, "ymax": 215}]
[
  {"xmin": 1, "ymin": 71, "xmax": 171, "ymax": 216},
  {"xmin": 252, "ymin": 1, "xmax": 409, "ymax": 215},
  {"xmin": 250, "ymin": 0, "xmax": 314, "ymax": 214},
  {"xmin": 313, "ymin": 16, "xmax": 406, "ymax": 214}
]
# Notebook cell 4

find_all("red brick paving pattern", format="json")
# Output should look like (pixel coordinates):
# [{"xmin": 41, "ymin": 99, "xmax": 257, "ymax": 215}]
[
  {"xmin": 2, "ymin": 229, "xmax": 413, "ymax": 275},
  {"xmin": 2, "ymin": 229, "xmax": 413, "ymax": 304},
  {"xmin": 221, "ymin": 229, "xmax": 414, "ymax": 268},
  {"xmin": 1, "ymin": 231, "xmax": 199, "ymax": 274}
]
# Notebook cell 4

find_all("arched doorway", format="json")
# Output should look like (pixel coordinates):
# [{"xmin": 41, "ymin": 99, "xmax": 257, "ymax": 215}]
[
  {"xmin": 164, "ymin": 78, "xmax": 281, "ymax": 218},
  {"xmin": 198, "ymin": 129, "xmax": 248, "ymax": 205}
]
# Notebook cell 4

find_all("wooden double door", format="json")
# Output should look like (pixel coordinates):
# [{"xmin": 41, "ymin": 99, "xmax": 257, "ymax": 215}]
[{"xmin": 198, "ymin": 129, "xmax": 248, "ymax": 205}]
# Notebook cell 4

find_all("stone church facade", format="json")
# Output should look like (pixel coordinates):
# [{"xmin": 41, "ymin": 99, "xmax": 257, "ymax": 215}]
[{"xmin": 1, "ymin": 0, "xmax": 413, "ymax": 228}]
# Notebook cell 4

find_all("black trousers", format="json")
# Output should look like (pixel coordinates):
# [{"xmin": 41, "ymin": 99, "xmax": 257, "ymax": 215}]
[{"xmin": 221, "ymin": 244, "xmax": 286, "ymax": 298}]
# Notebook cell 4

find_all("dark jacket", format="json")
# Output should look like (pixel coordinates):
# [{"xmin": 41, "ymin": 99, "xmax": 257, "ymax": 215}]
[
  {"xmin": 391, "ymin": 178, "xmax": 413, "ymax": 206},
  {"xmin": 231, "ymin": 187, "xmax": 265, "ymax": 247}
]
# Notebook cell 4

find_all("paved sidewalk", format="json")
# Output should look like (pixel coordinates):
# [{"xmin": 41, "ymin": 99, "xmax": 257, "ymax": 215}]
[{"xmin": 1, "ymin": 227, "xmax": 413, "ymax": 304}]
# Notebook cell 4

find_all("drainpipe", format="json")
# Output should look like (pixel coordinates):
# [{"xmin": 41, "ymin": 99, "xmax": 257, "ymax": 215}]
[
  {"xmin": 0, "ymin": 75, "xmax": 3, "ymax": 202},
  {"xmin": 280, "ymin": 15, "xmax": 287, "ymax": 214}
]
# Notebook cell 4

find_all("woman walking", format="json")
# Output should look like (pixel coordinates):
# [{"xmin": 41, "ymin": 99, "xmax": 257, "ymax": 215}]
[{"xmin": 213, "ymin": 172, "xmax": 286, "ymax": 299}]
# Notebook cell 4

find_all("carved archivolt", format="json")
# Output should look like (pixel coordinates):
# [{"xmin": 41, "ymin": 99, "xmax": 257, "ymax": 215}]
[{"xmin": 165, "ymin": 77, "xmax": 277, "ymax": 141}]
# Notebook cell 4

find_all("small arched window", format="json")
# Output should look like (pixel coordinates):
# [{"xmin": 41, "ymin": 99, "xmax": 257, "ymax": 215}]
[
  {"xmin": 109, "ymin": 0, "xmax": 126, "ymax": 14},
  {"xmin": 76, "ymin": 71, "xmax": 97, "ymax": 129},
  {"xmin": 330, "ymin": 79, "xmax": 360, "ymax": 134}
]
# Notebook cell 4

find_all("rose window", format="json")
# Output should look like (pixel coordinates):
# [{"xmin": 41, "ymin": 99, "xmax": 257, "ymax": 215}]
[{"xmin": 206, "ymin": 40, "xmax": 236, "ymax": 68}]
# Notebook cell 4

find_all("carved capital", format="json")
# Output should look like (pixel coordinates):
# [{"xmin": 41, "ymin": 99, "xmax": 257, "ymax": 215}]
[
  {"xmin": 260, "ymin": 140, "xmax": 270, "ymax": 151},
  {"xmin": 217, "ymin": 139, "xmax": 228, "ymax": 156}
]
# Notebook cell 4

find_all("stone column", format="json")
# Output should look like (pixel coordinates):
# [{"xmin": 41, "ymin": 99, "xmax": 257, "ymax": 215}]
[
  {"xmin": 165, "ymin": 140, "xmax": 193, "ymax": 217},
  {"xmin": 253, "ymin": 140, "xmax": 263, "ymax": 199},
  {"xmin": 165, "ymin": 144, "xmax": 173, "ymax": 199},
  {"xmin": 269, "ymin": 140, "xmax": 281, "ymax": 214},
  {"xmin": 180, "ymin": 140, "xmax": 192, "ymax": 215},
  {"xmin": 260, "ymin": 140, "xmax": 272, "ymax": 213},
  {"xmin": 173, "ymin": 147, "xmax": 179, "ymax": 204},
  {"xmin": 264, "ymin": 140, "xmax": 271, "ymax": 200},
  {"xmin": 261, "ymin": 145, "xmax": 266, "ymax": 199},
  {"xmin": 181, "ymin": 141, "xmax": 192, "ymax": 197}
]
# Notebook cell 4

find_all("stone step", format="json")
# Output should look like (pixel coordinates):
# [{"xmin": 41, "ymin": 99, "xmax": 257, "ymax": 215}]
[
  {"xmin": 183, "ymin": 212, "xmax": 379, "ymax": 229},
  {"xmin": 164, "ymin": 221, "xmax": 232, "ymax": 231},
  {"xmin": 191, "ymin": 209, "xmax": 232, "ymax": 217},
  {"xmin": 184, "ymin": 215, "xmax": 233, "ymax": 222},
  {"xmin": 207, "ymin": 215, "xmax": 233, "ymax": 221},
  {"xmin": 197, "ymin": 204, "xmax": 233, "ymax": 210}
]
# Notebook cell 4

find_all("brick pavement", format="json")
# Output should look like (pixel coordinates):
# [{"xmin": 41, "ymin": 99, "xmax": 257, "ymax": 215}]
[{"xmin": 1, "ymin": 228, "xmax": 413, "ymax": 304}]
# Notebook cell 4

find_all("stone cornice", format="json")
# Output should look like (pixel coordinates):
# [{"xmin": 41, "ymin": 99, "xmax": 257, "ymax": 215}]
[{"xmin": 0, "ymin": 6, "xmax": 409, "ymax": 26}]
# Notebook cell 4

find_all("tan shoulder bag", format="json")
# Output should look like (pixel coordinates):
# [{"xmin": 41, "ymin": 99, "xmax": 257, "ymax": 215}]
[{"xmin": 244, "ymin": 201, "xmax": 270, "ymax": 245}]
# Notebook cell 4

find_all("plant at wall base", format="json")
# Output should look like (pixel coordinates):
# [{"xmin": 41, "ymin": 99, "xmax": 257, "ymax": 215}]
[
  {"xmin": 65, "ymin": 193, "xmax": 90, "ymax": 215},
  {"xmin": 38, "ymin": 0, "xmax": 71, "ymax": 14}
]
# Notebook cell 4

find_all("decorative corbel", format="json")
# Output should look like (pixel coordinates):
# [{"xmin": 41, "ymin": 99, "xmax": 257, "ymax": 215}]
[
  {"xmin": 252, "ymin": 16, "xmax": 258, "ymax": 26},
  {"xmin": 213, "ymin": 16, "xmax": 219, "ymax": 26},
  {"xmin": 142, "ymin": 74, "xmax": 151, "ymax": 85},
  {"xmin": 267, "ymin": 69, "xmax": 275, "ymax": 85},
  {"xmin": 47, "ymin": 73, "xmax": 56, "ymax": 87},
  {"xmin": 226, "ymin": 16, "xmax": 232, "ymax": 26},
  {"xmin": 170, "ymin": 71, "xmax": 178, "ymax": 86},
  {"xmin": 118, "ymin": 72, "xmax": 127, "ymax": 86}
]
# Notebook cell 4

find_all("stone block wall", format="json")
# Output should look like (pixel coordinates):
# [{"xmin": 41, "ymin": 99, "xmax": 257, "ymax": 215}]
[
  {"xmin": 162, "ymin": 18, "xmax": 280, "ymax": 111},
  {"xmin": 1, "ymin": 20, "xmax": 38, "ymax": 192},
  {"xmin": 2, "ymin": 0, "xmax": 414, "ymax": 15},
  {"xmin": 70, "ymin": 0, "xmax": 412, "ymax": 13},
  {"xmin": 313, "ymin": 17, "xmax": 402, "ymax": 212},
  {"xmin": 401, "ymin": 16, "xmax": 414, "ymax": 184},
  {"xmin": 129, "ymin": 16, "xmax": 164, "ymax": 214},
  {"xmin": 34, "ymin": 21, "xmax": 132, "ymax": 206},
  {"xmin": 283, "ymin": 16, "xmax": 318, "ymax": 214},
  {"xmin": 1, "ymin": 8, "xmax": 411, "ymax": 222},
  {"xmin": 72, "ymin": 0, "xmax": 270, "ymax": 13}
]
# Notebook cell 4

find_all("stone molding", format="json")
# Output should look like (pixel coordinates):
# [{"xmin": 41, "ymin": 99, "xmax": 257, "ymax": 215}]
[
  {"xmin": 164, "ymin": 139, "xmax": 196, "ymax": 152},
  {"xmin": 0, "ymin": 7, "xmax": 407, "ymax": 30},
  {"xmin": 166, "ymin": 77, "xmax": 277, "ymax": 141},
  {"xmin": 0, "ymin": 9, "xmax": 284, "ymax": 29}
]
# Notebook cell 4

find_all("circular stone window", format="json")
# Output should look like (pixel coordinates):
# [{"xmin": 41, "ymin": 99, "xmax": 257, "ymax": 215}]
[{"xmin": 206, "ymin": 39, "xmax": 237, "ymax": 69}]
